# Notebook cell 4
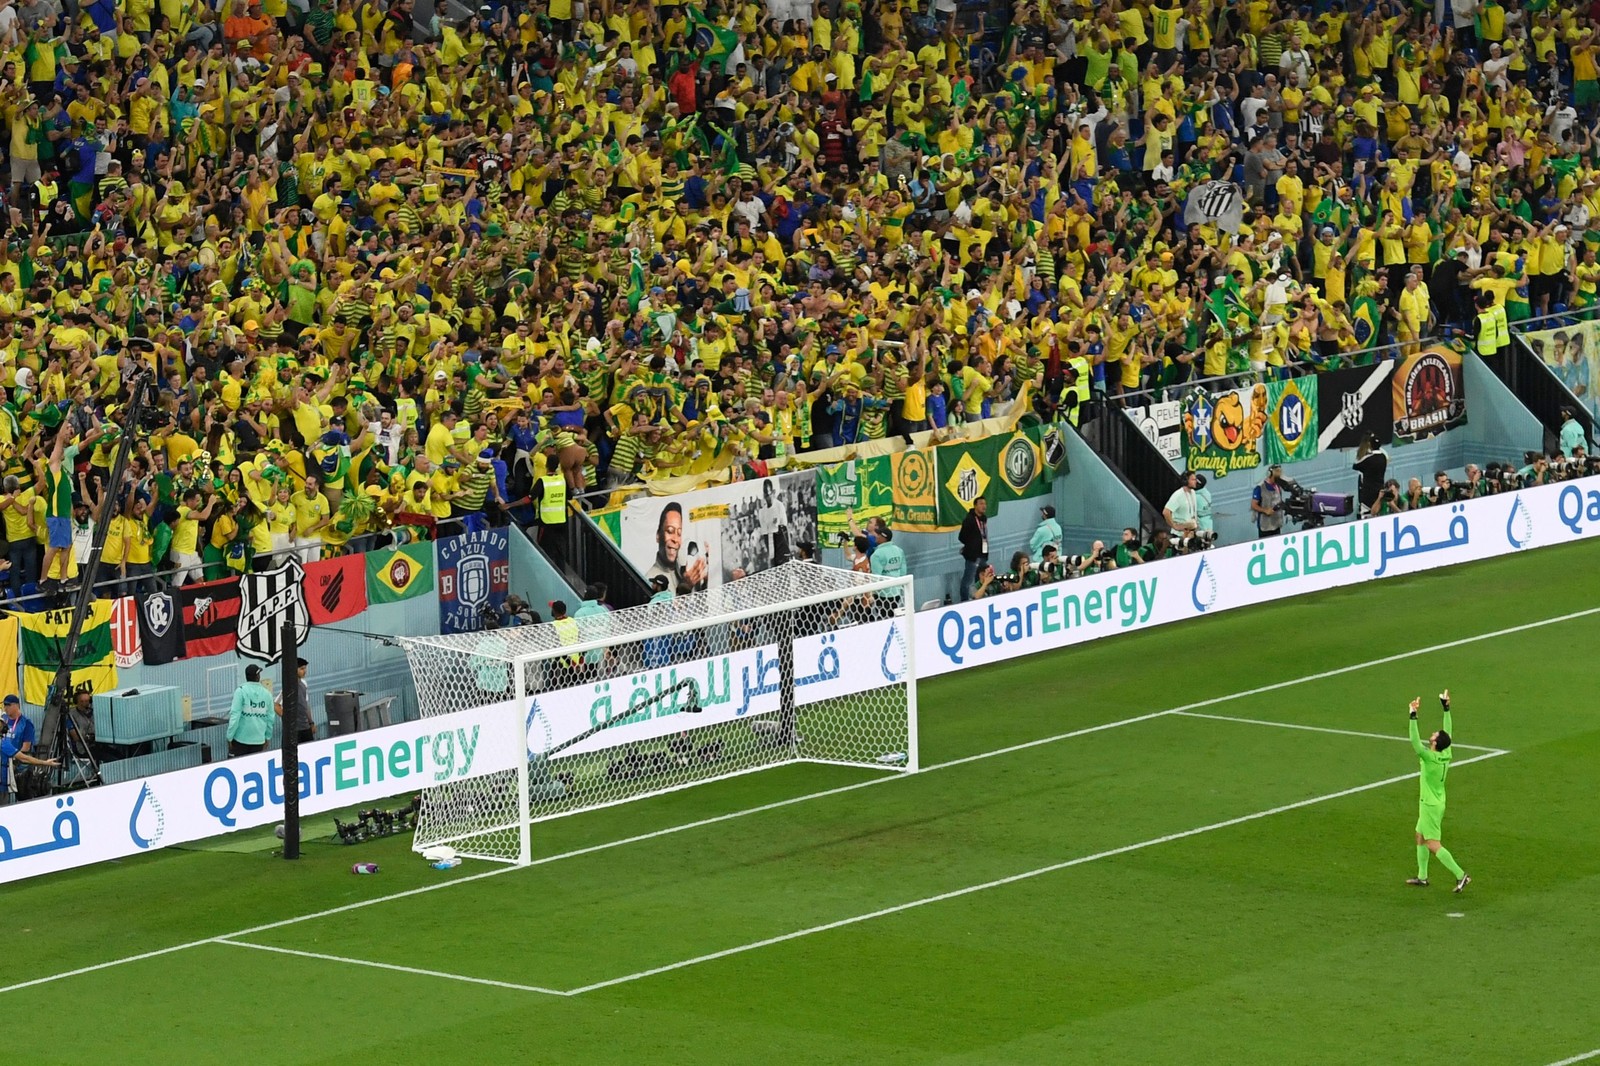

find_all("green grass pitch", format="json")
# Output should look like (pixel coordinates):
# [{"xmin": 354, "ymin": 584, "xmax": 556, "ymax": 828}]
[{"xmin": 7, "ymin": 542, "xmax": 1600, "ymax": 1066}]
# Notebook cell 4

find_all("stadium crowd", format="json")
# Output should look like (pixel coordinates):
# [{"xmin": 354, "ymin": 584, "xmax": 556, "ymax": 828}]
[{"xmin": 0, "ymin": 0, "xmax": 1592, "ymax": 601}]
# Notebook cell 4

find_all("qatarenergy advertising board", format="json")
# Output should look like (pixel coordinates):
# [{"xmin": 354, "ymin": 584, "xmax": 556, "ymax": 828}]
[
  {"xmin": 915, "ymin": 477, "xmax": 1594, "ymax": 675},
  {"xmin": 3, "ymin": 476, "xmax": 1596, "ymax": 884}
]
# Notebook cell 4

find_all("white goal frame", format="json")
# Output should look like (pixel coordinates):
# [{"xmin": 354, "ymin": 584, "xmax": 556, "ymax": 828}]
[{"xmin": 400, "ymin": 562, "xmax": 918, "ymax": 866}]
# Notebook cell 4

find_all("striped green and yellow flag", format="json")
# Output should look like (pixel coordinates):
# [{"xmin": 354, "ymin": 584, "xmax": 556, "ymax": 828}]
[
  {"xmin": 366, "ymin": 543, "xmax": 435, "ymax": 604},
  {"xmin": 16, "ymin": 602, "xmax": 118, "ymax": 705}
]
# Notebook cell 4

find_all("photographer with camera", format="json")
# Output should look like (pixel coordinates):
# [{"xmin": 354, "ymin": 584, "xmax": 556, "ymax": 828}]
[
  {"xmin": 1373, "ymin": 479, "xmax": 1406, "ymax": 515},
  {"xmin": 1112, "ymin": 528, "xmax": 1145, "ymax": 567},
  {"xmin": 1251, "ymin": 465, "xmax": 1288, "ymax": 538}
]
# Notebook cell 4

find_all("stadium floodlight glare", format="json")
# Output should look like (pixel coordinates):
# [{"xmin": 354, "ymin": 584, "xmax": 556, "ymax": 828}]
[{"xmin": 400, "ymin": 562, "xmax": 917, "ymax": 865}]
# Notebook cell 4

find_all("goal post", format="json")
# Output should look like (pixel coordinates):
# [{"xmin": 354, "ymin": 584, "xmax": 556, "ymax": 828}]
[{"xmin": 401, "ymin": 562, "xmax": 918, "ymax": 865}]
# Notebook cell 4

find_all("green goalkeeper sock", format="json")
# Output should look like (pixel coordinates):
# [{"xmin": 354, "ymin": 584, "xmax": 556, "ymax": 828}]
[
  {"xmin": 1416, "ymin": 845, "xmax": 1430, "ymax": 880},
  {"xmin": 1435, "ymin": 847, "xmax": 1465, "ymax": 879}
]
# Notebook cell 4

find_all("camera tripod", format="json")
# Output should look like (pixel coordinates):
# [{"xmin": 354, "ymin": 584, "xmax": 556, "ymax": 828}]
[{"xmin": 40, "ymin": 687, "xmax": 100, "ymax": 793}]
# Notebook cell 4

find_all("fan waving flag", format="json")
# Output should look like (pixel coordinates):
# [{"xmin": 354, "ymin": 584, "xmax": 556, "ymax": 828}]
[
  {"xmin": 305, "ymin": 554, "xmax": 367, "ymax": 624},
  {"xmin": 367, "ymin": 543, "xmax": 434, "ymax": 603},
  {"xmin": 686, "ymin": 6, "xmax": 740, "ymax": 69},
  {"xmin": 16, "ymin": 602, "xmax": 119, "ymax": 704},
  {"xmin": 181, "ymin": 577, "xmax": 242, "ymax": 658},
  {"xmin": 1183, "ymin": 180, "xmax": 1245, "ymax": 234}
]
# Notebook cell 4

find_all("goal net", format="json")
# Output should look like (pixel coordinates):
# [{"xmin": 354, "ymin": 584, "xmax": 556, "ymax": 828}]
[{"xmin": 401, "ymin": 561, "xmax": 917, "ymax": 865}]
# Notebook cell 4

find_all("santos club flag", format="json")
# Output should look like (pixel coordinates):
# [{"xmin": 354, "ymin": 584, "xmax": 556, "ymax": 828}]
[
  {"xmin": 366, "ymin": 543, "xmax": 434, "ymax": 603},
  {"xmin": 1184, "ymin": 180, "xmax": 1245, "ymax": 234},
  {"xmin": 16, "ymin": 602, "xmax": 118, "ymax": 704}
]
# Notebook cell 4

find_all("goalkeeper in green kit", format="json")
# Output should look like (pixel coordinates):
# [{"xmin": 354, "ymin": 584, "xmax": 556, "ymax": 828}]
[{"xmin": 1406, "ymin": 688, "xmax": 1471, "ymax": 893}]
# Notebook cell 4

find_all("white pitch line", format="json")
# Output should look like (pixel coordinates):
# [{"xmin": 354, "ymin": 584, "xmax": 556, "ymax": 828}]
[
  {"xmin": 1172, "ymin": 710, "xmax": 1509, "ymax": 754},
  {"xmin": 563, "ymin": 751, "xmax": 1509, "ymax": 996},
  {"xmin": 214, "ymin": 939, "xmax": 570, "ymax": 996},
  {"xmin": 0, "ymin": 600, "xmax": 1576, "ymax": 997},
  {"xmin": 222, "ymin": 749, "xmax": 1512, "ymax": 1000},
  {"xmin": 1544, "ymin": 1050, "xmax": 1600, "ymax": 1066}
]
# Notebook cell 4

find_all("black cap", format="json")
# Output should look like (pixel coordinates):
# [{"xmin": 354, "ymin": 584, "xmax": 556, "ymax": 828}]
[
  {"xmin": 245, "ymin": 664, "xmax": 262, "ymax": 682},
  {"xmin": 1040, "ymin": 505, "xmax": 1056, "ymax": 519}
]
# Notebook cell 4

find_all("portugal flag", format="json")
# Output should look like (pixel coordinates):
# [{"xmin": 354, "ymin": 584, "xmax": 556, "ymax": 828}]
[
  {"xmin": 366, "ymin": 543, "xmax": 434, "ymax": 603},
  {"xmin": 15, "ymin": 602, "xmax": 118, "ymax": 704}
]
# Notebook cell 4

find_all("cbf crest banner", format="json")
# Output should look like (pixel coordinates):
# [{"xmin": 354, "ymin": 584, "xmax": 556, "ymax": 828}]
[
  {"xmin": 1180, "ymin": 383, "xmax": 1268, "ymax": 479},
  {"xmin": 237, "ymin": 560, "xmax": 312, "ymax": 664},
  {"xmin": 438, "ymin": 529, "xmax": 510, "ymax": 633}
]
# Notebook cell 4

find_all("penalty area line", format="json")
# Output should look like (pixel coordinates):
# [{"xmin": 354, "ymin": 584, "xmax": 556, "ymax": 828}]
[
  {"xmin": 1171, "ymin": 710, "xmax": 1510, "ymax": 755},
  {"xmin": 213, "ymin": 939, "xmax": 570, "ymax": 996},
  {"xmin": 0, "ymin": 600, "xmax": 1569, "ymax": 997},
  {"xmin": 563, "ymin": 750, "xmax": 1510, "ymax": 996},
  {"xmin": 1545, "ymin": 1050, "xmax": 1600, "ymax": 1066}
]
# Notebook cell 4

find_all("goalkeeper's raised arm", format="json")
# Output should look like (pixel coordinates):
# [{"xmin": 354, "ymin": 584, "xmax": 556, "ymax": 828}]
[
  {"xmin": 1440, "ymin": 687, "xmax": 1453, "ymax": 741},
  {"xmin": 1407, "ymin": 697, "xmax": 1428, "ymax": 757}
]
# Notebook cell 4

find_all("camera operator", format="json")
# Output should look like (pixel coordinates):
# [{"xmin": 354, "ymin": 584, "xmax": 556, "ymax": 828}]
[
  {"xmin": 1164, "ymin": 471, "xmax": 1202, "ymax": 535},
  {"xmin": 1460, "ymin": 463, "xmax": 1488, "ymax": 499},
  {"xmin": 1, "ymin": 694, "xmax": 57, "ymax": 804},
  {"xmin": 1251, "ymin": 464, "xmax": 1288, "ymax": 537}
]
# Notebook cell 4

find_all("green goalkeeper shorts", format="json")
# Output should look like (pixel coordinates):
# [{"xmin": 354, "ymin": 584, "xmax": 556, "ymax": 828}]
[{"xmin": 1416, "ymin": 802, "xmax": 1445, "ymax": 840}]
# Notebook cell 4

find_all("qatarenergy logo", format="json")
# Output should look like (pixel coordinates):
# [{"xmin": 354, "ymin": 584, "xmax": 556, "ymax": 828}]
[{"xmin": 203, "ymin": 727, "xmax": 481, "ymax": 827}]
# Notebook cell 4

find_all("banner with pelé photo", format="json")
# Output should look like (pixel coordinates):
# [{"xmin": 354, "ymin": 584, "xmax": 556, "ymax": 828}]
[{"xmin": 1522, "ymin": 320, "xmax": 1600, "ymax": 424}]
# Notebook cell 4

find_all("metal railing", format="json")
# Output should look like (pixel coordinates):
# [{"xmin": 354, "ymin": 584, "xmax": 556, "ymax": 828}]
[
  {"xmin": 551, "ymin": 510, "xmax": 653, "ymax": 609},
  {"xmin": 1078, "ymin": 409, "xmax": 1180, "ymax": 533}
]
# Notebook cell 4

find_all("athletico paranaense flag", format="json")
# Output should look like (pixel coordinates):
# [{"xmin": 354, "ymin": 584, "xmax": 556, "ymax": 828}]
[
  {"xmin": 366, "ymin": 543, "xmax": 434, "ymax": 603},
  {"xmin": 305, "ymin": 554, "xmax": 367, "ymax": 624},
  {"xmin": 181, "ymin": 577, "xmax": 241, "ymax": 658},
  {"xmin": 15, "ymin": 602, "xmax": 118, "ymax": 704}
]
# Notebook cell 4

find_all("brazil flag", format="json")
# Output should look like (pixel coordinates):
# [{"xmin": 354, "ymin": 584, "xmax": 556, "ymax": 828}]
[
  {"xmin": 366, "ymin": 543, "xmax": 435, "ymax": 604},
  {"xmin": 16, "ymin": 601, "xmax": 118, "ymax": 705}
]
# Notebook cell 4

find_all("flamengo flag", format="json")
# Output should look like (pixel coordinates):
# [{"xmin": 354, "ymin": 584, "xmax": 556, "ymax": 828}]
[
  {"xmin": 137, "ymin": 587, "xmax": 186, "ymax": 666},
  {"xmin": 111, "ymin": 595, "xmax": 143, "ymax": 668},
  {"xmin": 305, "ymin": 554, "xmax": 367, "ymax": 624},
  {"xmin": 366, "ymin": 543, "xmax": 434, "ymax": 603},
  {"xmin": 181, "ymin": 577, "xmax": 241, "ymax": 659},
  {"xmin": 1183, "ymin": 180, "xmax": 1245, "ymax": 234},
  {"xmin": 16, "ymin": 602, "xmax": 119, "ymax": 704}
]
